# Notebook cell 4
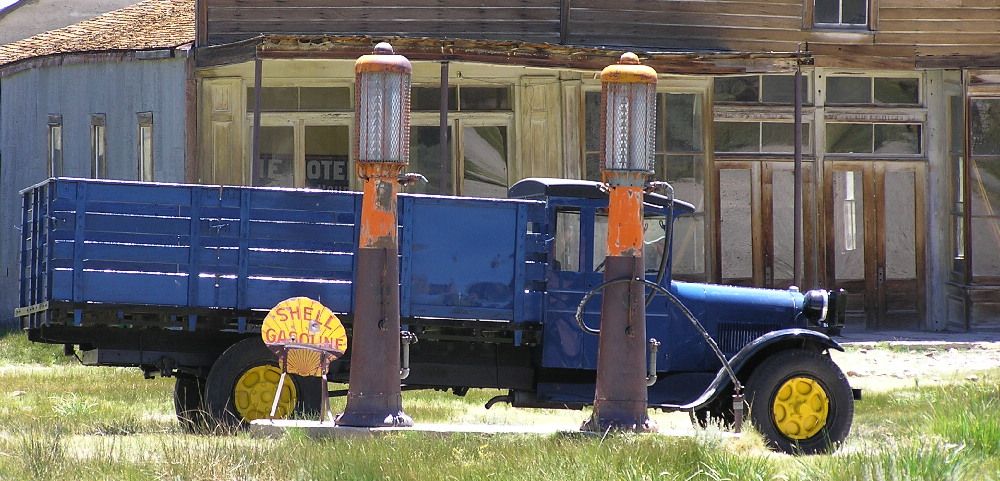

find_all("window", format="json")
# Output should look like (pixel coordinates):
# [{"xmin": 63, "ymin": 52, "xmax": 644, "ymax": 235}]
[
  {"xmin": 137, "ymin": 112, "xmax": 153, "ymax": 181},
  {"xmin": 91, "ymin": 114, "xmax": 107, "ymax": 179},
  {"xmin": 714, "ymin": 75, "xmax": 810, "ymax": 104},
  {"xmin": 47, "ymin": 115, "xmax": 63, "ymax": 177},
  {"xmin": 408, "ymin": 85, "xmax": 513, "ymax": 197},
  {"xmin": 814, "ymin": 0, "xmax": 868, "ymax": 27},
  {"xmin": 586, "ymin": 91, "xmax": 708, "ymax": 280},
  {"xmin": 827, "ymin": 76, "xmax": 920, "ymax": 106},
  {"xmin": 715, "ymin": 121, "xmax": 812, "ymax": 153},
  {"xmin": 968, "ymin": 98, "xmax": 1000, "ymax": 278},
  {"xmin": 826, "ymin": 123, "xmax": 921, "ymax": 155},
  {"xmin": 247, "ymin": 84, "xmax": 353, "ymax": 191},
  {"xmin": 949, "ymin": 94, "xmax": 965, "ymax": 266},
  {"xmin": 246, "ymin": 87, "xmax": 351, "ymax": 112}
]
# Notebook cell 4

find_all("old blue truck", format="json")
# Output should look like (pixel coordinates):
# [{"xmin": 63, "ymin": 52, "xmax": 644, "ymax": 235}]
[{"xmin": 16, "ymin": 176, "xmax": 854, "ymax": 453}]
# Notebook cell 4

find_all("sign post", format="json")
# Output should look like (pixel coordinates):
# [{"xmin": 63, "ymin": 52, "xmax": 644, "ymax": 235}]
[
  {"xmin": 336, "ymin": 42, "xmax": 414, "ymax": 427},
  {"xmin": 261, "ymin": 297, "xmax": 348, "ymax": 421},
  {"xmin": 582, "ymin": 53, "xmax": 658, "ymax": 433}
]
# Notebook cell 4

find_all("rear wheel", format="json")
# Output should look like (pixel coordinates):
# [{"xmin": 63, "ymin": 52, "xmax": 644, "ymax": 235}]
[
  {"xmin": 745, "ymin": 349, "xmax": 853, "ymax": 454},
  {"xmin": 173, "ymin": 375, "xmax": 208, "ymax": 431},
  {"xmin": 203, "ymin": 338, "xmax": 322, "ymax": 428}
]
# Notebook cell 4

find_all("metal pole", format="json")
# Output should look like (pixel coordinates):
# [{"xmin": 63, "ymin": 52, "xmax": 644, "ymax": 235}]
[
  {"xmin": 252, "ymin": 57, "xmax": 262, "ymax": 186},
  {"xmin": 439, "ymin": 61, "xmax": 450, "ymax": 194},
  {"xmin": 793, "ymin": 64, "xmax": 803, "ymax": 288},
  {"xmin": 336, "ymin": 43, "xmax": 413, "ymax": 428}
]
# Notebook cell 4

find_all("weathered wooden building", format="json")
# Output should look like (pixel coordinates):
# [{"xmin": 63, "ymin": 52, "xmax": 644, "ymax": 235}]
[
  {"xmin": 4, "ymin": 0, "xmax": 1000, "ymax": 332},
  {"xmin": 0, "ymin": 0, "xmax": 194, "ymax": 328},
  {"xmin": 191, "ymin": 0, "xmax": 1000, "ymax": 332}
]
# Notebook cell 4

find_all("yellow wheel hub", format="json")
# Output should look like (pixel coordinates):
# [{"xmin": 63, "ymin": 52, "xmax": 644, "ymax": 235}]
[
  {"xmin": 233, "ymin": 365, "xmax": 297, "ymax": 421},
  {"xmin": 772, "ymin": 376, "xmax": 829, "ymax": 440}
]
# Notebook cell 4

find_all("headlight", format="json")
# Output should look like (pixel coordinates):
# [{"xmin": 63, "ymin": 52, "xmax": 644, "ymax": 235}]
[{"xmin": 802, "ymin": 289, "xmax": 829, "ymax": 327}]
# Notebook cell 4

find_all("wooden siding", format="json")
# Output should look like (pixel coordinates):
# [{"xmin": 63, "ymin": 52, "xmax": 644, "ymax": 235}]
[
  {"xmin": 203, "ymin": 0, "xmax": 1000, "ymax": 69},
  {"xmin": 204, "ymin": 0, "xmax": 562, "ymax": 46}
]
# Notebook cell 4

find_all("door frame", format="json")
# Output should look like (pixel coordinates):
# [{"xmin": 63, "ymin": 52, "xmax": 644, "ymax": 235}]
[{"xmin": 822, "ymin": 160, "xmax": 926, "ymax": 329}]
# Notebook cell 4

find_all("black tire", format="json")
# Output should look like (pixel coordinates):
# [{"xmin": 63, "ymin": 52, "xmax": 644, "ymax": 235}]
[
  {"xmin": 174, "ymin": 375, "xmax": 209, "ymax": 432},
  {"xmin": 693, "ymin": 391, "xmax": 735, "ymax": 428},
  {"xmin": 745, "ymin": 349, "xmax": 853, "ymax": 454},
  {"xmin": 203, "ymin": 338, "xmax": 323, "ymax": 428}
]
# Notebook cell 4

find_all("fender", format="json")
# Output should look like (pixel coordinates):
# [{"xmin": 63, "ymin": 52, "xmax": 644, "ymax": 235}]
[{"xmin": 654, "ymin": 328, "xmax": 843, "ymax": 411}]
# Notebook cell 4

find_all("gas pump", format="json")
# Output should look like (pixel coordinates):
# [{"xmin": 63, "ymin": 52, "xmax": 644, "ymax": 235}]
[
  {"xmin": 581, "ymin": 53, "xmax": 659, "ymax": 433},
  {"xmin": 336, "ymin": 42, "xmax": 414, "ymax": 428}
]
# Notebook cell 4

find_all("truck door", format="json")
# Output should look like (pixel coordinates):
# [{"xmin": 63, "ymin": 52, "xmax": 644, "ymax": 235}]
[{"xmin": 541, "ymin": 203, "xmax": 677, "ymax": 373}]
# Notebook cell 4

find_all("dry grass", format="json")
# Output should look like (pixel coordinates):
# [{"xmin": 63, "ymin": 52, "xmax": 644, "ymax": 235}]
[{"xmin": 0, "ymin": 332, "xmax": 998, "ymax": 481}]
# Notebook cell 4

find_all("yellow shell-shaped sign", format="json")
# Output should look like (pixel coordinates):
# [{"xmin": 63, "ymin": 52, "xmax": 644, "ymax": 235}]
[{"xmin": 261, "ymin": 297, "xmax": 348, "ymax": 356}]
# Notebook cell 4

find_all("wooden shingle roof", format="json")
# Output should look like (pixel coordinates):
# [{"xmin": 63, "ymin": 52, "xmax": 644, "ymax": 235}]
[{"xmin": 0, "ymin": 0, "xmax": 194, "ymax": 66}]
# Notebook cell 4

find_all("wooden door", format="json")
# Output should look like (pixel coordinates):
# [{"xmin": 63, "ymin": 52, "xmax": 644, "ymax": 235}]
[{"xmin": 824, "ymin": 162, "xmax": 925, "ymax": 329}]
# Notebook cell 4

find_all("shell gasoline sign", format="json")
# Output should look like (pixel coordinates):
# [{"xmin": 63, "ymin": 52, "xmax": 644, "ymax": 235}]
[{"xmin": 261, "ymin": 297, "xmax": 348, "ymax": 376}]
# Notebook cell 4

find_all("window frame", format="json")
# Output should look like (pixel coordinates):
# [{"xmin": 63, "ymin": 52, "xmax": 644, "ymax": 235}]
[
  {"xmin": 90, "ymin": 114, "xmax": 107, "ymax": 179},
  {"xmin": 137, "ymin": 112, "xmax": 154, "ymax": 181},
  {"xmin": 47, "ymin": 114, "xmax": 63, "ymax": 177},
  {"xmin": 808, "ymin": 0, "xmax": 876, "ymax": 30}
]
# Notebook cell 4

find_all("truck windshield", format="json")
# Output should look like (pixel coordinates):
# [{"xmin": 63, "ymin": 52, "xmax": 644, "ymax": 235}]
[{"xmin": 594, "ymin": 210, "xmax": 668, "ymax": 273}]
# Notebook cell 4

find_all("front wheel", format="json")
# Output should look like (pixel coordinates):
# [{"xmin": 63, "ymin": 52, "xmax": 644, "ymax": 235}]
[
  {"xmin": 745, "ymin": 349, "xmax": 853, "ymax": 454},
  {"xmin": 203, "ymin": 338, "xmax": 322, "ymax": 428}
]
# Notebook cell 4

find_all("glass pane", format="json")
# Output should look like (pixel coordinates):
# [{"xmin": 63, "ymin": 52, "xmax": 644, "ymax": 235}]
[
  {"xmin": 815, "ymin": 0, "xmax": 839, "ymax": 23},
  {"xmin": 833, "ymin": 170, "xmax": 865, "ymax": 280},
  {"xmin": 842, "ymin": 0, "xmax": 868, "ymax": 25},
  {"xmin": 255, "ymin": 87, "xmax": 298, "ymax": 112},
  {"xmin": 664, "ymin": 155, "xmax": 704, "ymax": 211},
  {"xmin": 555, "ymin": 211, "xmax": 581, "ymax": 272},
  {"xmin": 715, "ymin": 122, "xmax": 758, "ymax": 152},
  {"xmin": 666, "ymin": 93, "xmax": 703, "ymax": 152},
  {"xmin": 874, "ymin": 78, "xmax": 918, "ymax": 105},
  {"xmin": 462, "ymin": 126, "xmax": 508, "ymax": 198},
  {"xmin": 253, "ymin": 126, "xmax": 294, "ymax": 187},
  {"xmin": 719, "ymin": 169, "xmax": 752, "ymax": 279},
  {"xmin": 761, "ymin": 122, "xmax": 795, "ymax": 153},
  {"xmin": 714, "ymin": 76, "xmax": 759, "ymax": 103},
  {"xmin": 827, "ymin": 123, "xmax": 872, "ymax": 154},
  {"xmin": 761, "ymin": 75, "xmax": 807, "ymax": 104},
  {"xmin": 92, "ymin": 124, "xmax": 106, "ymax": 179},
  {"xmin": 656, "ymin": 94, "xmax": 666, "ymax": 153},
  {"xmin": 299, "ymin": 87, "xmax": 351, "ymax": 111},
  {"xmin": 969, "ymin": 158, "xmax": 1000, "ymax": 216},
  {"xmin": 49, "ymin": 125, "xmax": 63, "ymax": 176},
  {"xmin": 671, "ymin": 215, "xmax": 705, "ymax": 279},
  {"xmin": 409, "ymin": 126, "xmax": 453, "ymax": 194},
  {"xmin": 874, "ymin": 124, "xmax": 921, "ymax": 154},
  {"xmin": 411, "ymin": 87, "xmax": 457, "ymax": 111},
  {"xmin": 827, "ymin": 77, "xmax": 871, "ymax": 104},
  {"xmin": 884, "ymin": 170, "xmax": 916, "ymax": 279},
  {"xmin": 953, "ymin": 214, "xmax": 965, "ymax": 259},
  {"xmin": 593, "ymin": 211, "xmax": 608, "ymax": 269},
  {"xmin": 585, "ymin": 91, "xmax": 601, "ymax": 151},
  {"xmin": 460, "ymin": 87, "xmax": 511, "ymax": 110},
  {"xmin": 140, "ymin": 124, "xmax": 154, "ymax": 181},
  {"xmin": 304, "ymin": 126, "xmax": 350, "ymax": 190},
  {"xmin": 971, "ymin": 217, "xmax": 1000, "ymax": 277},
  {"xmin": 772, "ymin": 169, "xmax": 795, "ymax": 281},
  {"xmin": 971, "ymin": 98, "xmax": 1000, "ymax": 155},
  {"xmin": 643, "ymin": 215, "xmax": 668, "ymax": 272}
]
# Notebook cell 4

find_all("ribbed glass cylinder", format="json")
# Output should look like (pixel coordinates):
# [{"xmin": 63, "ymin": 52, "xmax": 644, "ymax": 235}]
[
  {"xmin": 355, "ymin": 51, "xmax": 411, "ymax": 164},
  {"xmin": 602, "ymin": 81, "xmax": 656, "ymax": 172}
]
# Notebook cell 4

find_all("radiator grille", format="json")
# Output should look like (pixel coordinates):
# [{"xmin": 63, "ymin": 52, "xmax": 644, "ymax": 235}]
[{"xmin": 717, "ymin": 322, "xmax": 778, "ymax": 355}]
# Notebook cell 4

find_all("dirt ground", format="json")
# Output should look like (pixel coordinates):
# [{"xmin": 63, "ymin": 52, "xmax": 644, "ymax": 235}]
[{"xmin": 830, "ymin": 329, "xmax": 1000, "ymax": 392}]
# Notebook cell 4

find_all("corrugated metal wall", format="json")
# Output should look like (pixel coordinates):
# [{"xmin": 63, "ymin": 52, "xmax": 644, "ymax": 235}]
[{"xmin": 0, "ymin": 56, "xmax": 188, "ymax": 329}]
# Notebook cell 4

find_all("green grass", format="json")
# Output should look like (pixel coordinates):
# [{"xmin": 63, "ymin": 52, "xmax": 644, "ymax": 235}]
[{"xmin": 1, "ymin": 332, "xmax": 999, "ymax": 481}]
